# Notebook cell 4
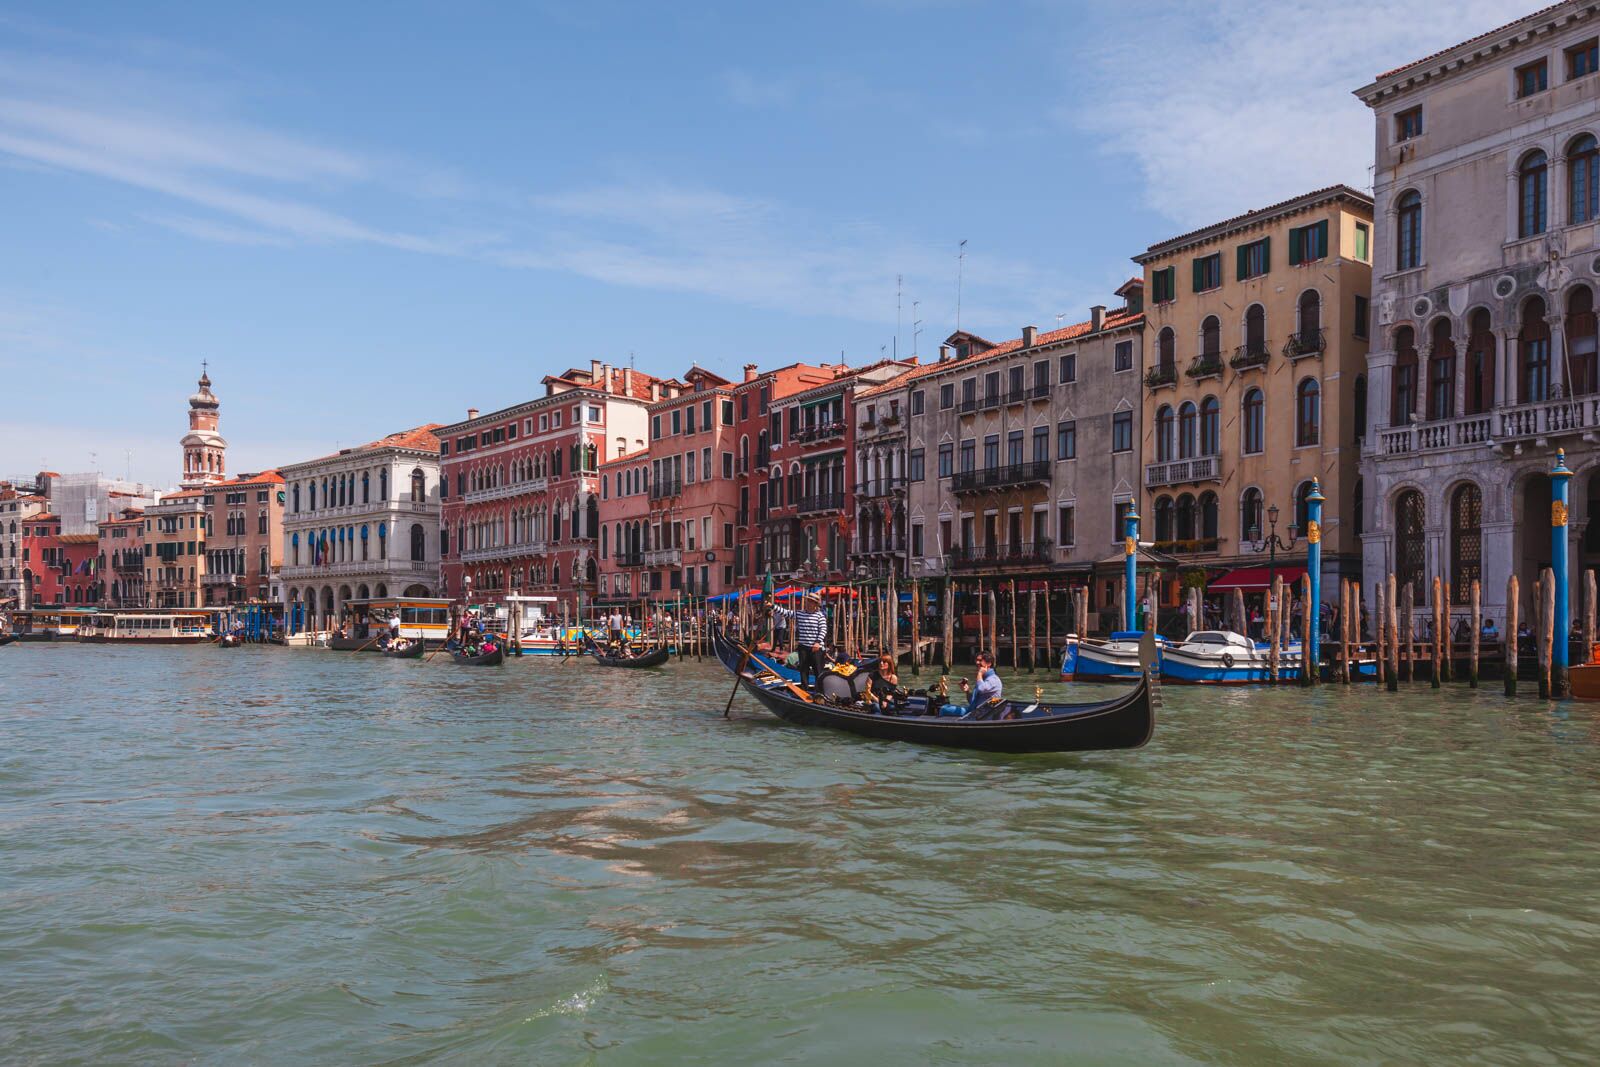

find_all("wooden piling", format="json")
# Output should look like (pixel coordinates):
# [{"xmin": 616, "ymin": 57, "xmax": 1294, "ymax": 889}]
[
  {"xmin": 1232, "ymin": 588, "xmax": 1247, "ymax": 641},
  {"xmin": 1386, "ymin": 573, "xmax": 1400, "ymax": 692},
  {"xmin": 1076, "ymin": 586, "xmax": 1088, "ymax": 641},
  {"xmin": 1338, "ymin": 579, "xmax": 1350, "ymax": 683},
  {"xmin": 942, "ymin": 580, "xmax": 954, "ymax": 672},
  {"xmin": 1009, "ymin": 580, "xmax": 1020, "ymax": 671},
  {"xmin": 1043, "ymin": 582, "xmax": 1054, "ymax": 674},
  {"xmin": 910, "ymin": 580, "xmax": 922, "ymax": 675},
  {"xmin": 1441, "ymin": 579, "xmax": 1453, "ymax": 683},
  {"xmin": 1429, "ymin": 576, "xmax": 1442, "ymax": 688},
  {"xmin": 1505, "ymin": 575, "xmax": 1519, "ymax": 698},
  {"xmin": 1541, "ymin": 568, "xmax": 1555, "ymax": 700},
  {"xmin": 1301, "ymin": 574, "xmax": 1314, "ymax": 685},
  {"xmin": 1147, "ymin": 574, "xmax": 1159, "ymax": 639},
  {"xmin": 1586, "ymin": 569, "xmax": 1597, "ymax": 666},
  {"xmin": 1027, "ymin": 588, "xmax": 1038, "ymax": 674},
  {"xmin": 1268, "ymin": 574, "xmax": 1282, "ymax": 683},
  {"xmin": 1469, "ymin": 579, "xmax": 1481, "ymax": 689},
  {"xmin": 988, "ymin": 588, "xmax": 999, "ymax": 661}
]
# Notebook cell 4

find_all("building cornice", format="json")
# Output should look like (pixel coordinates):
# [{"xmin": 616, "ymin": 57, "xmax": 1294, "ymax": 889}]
[{"xmin": 1137, "ymin": 186, "xmax": 1373, "ymax": 263}]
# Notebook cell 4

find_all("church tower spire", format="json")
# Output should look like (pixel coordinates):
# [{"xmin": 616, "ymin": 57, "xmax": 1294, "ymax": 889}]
[{"xmin": 180, "ymin": 362, "xmax": 227, "ymax": 489}]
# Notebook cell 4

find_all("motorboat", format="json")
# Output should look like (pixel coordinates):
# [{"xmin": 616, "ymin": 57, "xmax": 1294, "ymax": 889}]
[
  {"xmin": 1061, "ymin": 631, "xmax": 1164, "ymax": 682},
  {"xmin": 1159, "ymin": 630, "xmax": 1304, "ymax": 684}
]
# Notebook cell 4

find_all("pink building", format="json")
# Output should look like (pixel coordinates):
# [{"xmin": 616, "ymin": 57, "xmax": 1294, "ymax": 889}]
[
  {"xmin": 595, "ymin": 449, "xmax": 652, "ymax": 606},
  {"xmin": 438, "ymin": 361, "xmax": 662, "ymax": 616}
]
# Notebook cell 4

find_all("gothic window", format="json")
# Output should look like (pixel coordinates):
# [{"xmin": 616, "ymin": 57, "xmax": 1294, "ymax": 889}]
[
  {"xmin": 1397, "ymin": 191, "xmax": 1422, "ymax": 270},
  {"xmin": 1520, "ymin": 296, "xmax": 1551, "ymax": 402},
  {"xmin": 1178, "ymin": 402, "xmax": 1197, "ymax": 459},
  {"xmin": 1242, "ymin": 388, "xmax": 1265, "ymax": 454},
  {"xmin": 1154, "ymin": 496, "xmax": 1173, "ymax": 542},
  {"xmin": 1296, "ymin": 378, "xmax": 1320, "ymax": 446},
  {"xmin": 1155, "ymin": 405, "xmax": 1175, "ymax": 462},
  {"xmin": 1199, "ymin": 396, "xmax": 1220, "ymax": 456},
  {"xmin": 1393, "ymin": 326, "xmax": 1418, "ymax": 425},
  {"xmin": 410, "ymin": 468, "xmax": 425, "ymax": 503},
  {"xmin": 1428, "ymin": 319, "xmax": 1455, "ymax": 419},
  {"xmin": 1450, "ymin": 483, "xmax": 1482, "ymax": 604},
  {"xmin": 1571, "ymin": 134, "xmax": 1599, "ymax": 224},
  {"xmin": 1395, "ymin": 489, "xmax": 1427, "ymax": 595},
  {"xmin": 1568, "ymin": 286, "xmax": 1598, "ymax": 396},
  {"xmin": 1519, "ymin": 150, "xmax": 1549, "ymax": 238},
  {"xmin": 1466, "ymin": 311, "xmax": 1495, "ymax": 414},
  {"xmin": 1199, "ymin": 491, "xmax": 1218, "ymax": 541},
  {"xmin": 1240, "ymin": 487, "xmax": 1263, "ymax": 540}
]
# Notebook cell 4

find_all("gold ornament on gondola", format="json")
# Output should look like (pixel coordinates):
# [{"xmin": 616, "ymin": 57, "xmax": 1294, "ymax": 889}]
[
  {"xmin": 1034, "ymin": 685, "xmax": 1043, "ymax": 703},
  {"xmin": 1553, "ymin": 500, "xmax": 1568, "ymax": 527}
]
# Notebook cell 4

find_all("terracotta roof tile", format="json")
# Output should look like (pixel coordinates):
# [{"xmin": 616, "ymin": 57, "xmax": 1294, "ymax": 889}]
[
  {"xmin": 1373, "ymin": 2, "xmax": 1570, "ymax": 81},
  {"xmin": 290, "ymin": 424, "xmax": 444, "ymax": 468},
  {"xmin": 57, "ymin": 533, "xmax": 99, "ymax": 545},
  {"xmin": 858, "ymin": 310, "xmax": 1143, "ymax": 397},
  {"xmin": 1137, "ymin": 184, "xmax": 1372, "ymax": 261}
]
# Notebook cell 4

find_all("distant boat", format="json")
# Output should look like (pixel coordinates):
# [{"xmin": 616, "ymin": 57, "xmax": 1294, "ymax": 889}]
[{"xmin": 1061, "ymin": 632, "xmax": 1163, "ymax": 682}]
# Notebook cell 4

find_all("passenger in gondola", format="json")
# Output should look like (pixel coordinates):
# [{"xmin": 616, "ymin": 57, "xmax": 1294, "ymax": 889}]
[
  {"xmin": 940, "ymin": 652, "xmax": 1004, "ymax": 718},
  {"xmin": 867, "ymin": 653, "xmax": 903, "ymax": 715}
]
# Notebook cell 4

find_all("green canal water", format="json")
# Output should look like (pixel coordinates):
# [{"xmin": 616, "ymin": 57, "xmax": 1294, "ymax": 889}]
[{"xmin": 3, "ymin": 644, "xmax": 1598, "ymax": 1065}]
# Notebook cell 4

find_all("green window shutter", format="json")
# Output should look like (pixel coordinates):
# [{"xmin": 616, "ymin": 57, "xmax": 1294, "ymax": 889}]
[
  {"xmin": 1261, "ymin": 236, "xmax": 1271, "ymax": 273},
  {"xmin": 1193, "ymin": 258, "xmax": 1204, "ymax": 292},
  {"xmin": 1317, "ymin": 220, "xmax": 1329, "ymax": 259},
  {"xmin": 1165, "ymin": 266, "xmax": 1176, "ymax": 301},
  {"xmin": 1288, "ymin": 227, "xmax": 1302, "ymax": 266},
  {"xmin": 1236, "ymin": 245, "xmax": 1247, "ymax": 281}
]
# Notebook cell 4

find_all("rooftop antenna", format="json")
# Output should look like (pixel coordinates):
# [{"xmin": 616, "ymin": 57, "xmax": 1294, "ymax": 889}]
[
  {"xmin": 895, "ymin": 274, "xmax": 902, "ymax": 360},
  {"xmin": 1056, "ymin": 313, "xmax": 1066, "ymax": 332},
  {"xmin": 912, "ymin": 300, "xmax": 923, "ymax": 358},
  {"xmin": 956, "ymin": 240, "xmax": 967, "ymax": 332},
  {"xmin": 90, "ymin": 450, "xmax": 98, "ymax": 474},
  {"xmin": 125, "ymin": 449, "xmax": 132, "ymax": 482}
]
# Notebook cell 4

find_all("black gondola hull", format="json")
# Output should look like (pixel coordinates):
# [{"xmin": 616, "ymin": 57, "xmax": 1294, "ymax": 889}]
[
  {"xmin": 583, "ymin": 637, "xmax": 671, "ymax": 668},
  {"xmin": 713, "ymin": 629, "xmax": 1155, "ymax": 754},
  {"xmin": 451, "ymin": 647, "xmax": 504, "ymax": 666},
  {"xmin": 383, "ymin": 641, "xmax": 425, "ymax": 659}
]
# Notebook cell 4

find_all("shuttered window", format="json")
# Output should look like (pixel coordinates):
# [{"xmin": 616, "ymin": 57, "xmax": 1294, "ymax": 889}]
[{"xmin": 1236, "ymin": 238, "xmax": 1271, "ymax": 280}]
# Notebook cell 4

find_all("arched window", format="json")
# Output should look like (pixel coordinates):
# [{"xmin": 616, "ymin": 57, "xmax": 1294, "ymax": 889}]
[
  {"xmin": 1155, "ymin": 405, "xmax": 1175, "ymax": 461},
  {"xmin": 1450, "ymin": 483, "xmax": 1482, "ymax": 603},
  {"xmin": 1397, "ymin": 190, "xmax": 1423, "ymax": 270},
  {"xmin": 1520, "ymin": 296, "xmax": 1551, "ymax": 402},
  {"xmin": 410, "ymin": 468, "xmax": 425, "ymax": 503},
  {"xmin": 1244, "ymin": 304, "xmax": 1266, "ymax": 356},
  {"xmin": 1519, "ymin": 150, "xmax": 1549, "ymax": 238},
  {"xmin": 380, "ymin": 469, "xmax": 388, "ymax": 501},
  {"xmin": 1242, "ymin": 388, "xmax": 1264, "ymax": 454},
  {"xmin": 1175, "ymin": 494, "xmax": 1196, "ymax": 541},
  {"xmin": 1178, "ymin": 402, "xmax": 1197, "ymax": 459},
  {"xmin": 362, "ymin": 472, "xmax": 370, "ymax": 504},
  {"xmin": 1154, "ymin": 496, "xmax": 1174, "ymax": 542},
  {"xmin": 292, "ymin": 484, "xmax": 301, "ymax": 513},
  {"xmin": 1393, "ymin": 326, "xmax": 1418, "ymax": 425},
  {"xmin": 1569, "ymin": 286, "xmax": 1598, "ymax": 396},
  {"xmin": 1294, "ymin": 480, "xmax": 1315, "ymax": 534},
  {"xmin": 1466, "ymin": 310, "xmax": 1495, "ymax": 414},
  {"xmin": 1395, "ymin": 489, "xmax": 1427, "ymax": 594},
  {"xmin": 586, "ymin": 495, "xmax": 600, "ymax": 537},
  {"xmin": 1428, "ymin": 319, "xmax": 1456, "ymax": 419},
  {"xmin": 1200, "ymin": 315, "xmax": 1220, "ymax": 359},
  {"xmin": 1158, "ymin": 327, "xmax": 1176, "ymax": 372},
  {"xmin": 1240, "ymin": 487, "xmax": 1263, "ymax": 541},
  {"xmin": 1199, "ymin": 396, "xmax": 1220, "ymax": 456},
  {"xmin": 410, "ymin": 524, "xmax": 425, "ymax": 562},
  {"xmin": 1572, "ymin": 134, "xmax": 1599, "ymax": 224},
  {"xmin": 1199, "ymin": 491, "xmax": 1218, "ymax": 541},
  {"xmin": 1297, "ymin": 290, "xmax": 1321, "ymax": 350},
  {"xmin": 1296, "ymin": 378, "xmax": 1320, "ymax": 446}
]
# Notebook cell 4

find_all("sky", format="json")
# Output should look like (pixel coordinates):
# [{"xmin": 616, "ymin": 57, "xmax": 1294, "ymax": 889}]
[{"xmin": 0, "ymin": 0, "xmax": 1533, "ymax": 487}]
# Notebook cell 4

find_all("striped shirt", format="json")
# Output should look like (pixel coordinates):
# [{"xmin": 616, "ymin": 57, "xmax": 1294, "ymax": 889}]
[{"xmin": 773, "ymin": 607, "xmax": 828, "ymax": 646}]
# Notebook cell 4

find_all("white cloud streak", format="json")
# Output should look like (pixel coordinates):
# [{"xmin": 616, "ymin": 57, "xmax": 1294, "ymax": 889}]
[{"xmin": 1073, "ymin": 0, "xmax": 1535, "ymax": 228}]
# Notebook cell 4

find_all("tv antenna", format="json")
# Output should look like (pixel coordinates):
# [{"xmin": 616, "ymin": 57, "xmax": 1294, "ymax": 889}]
[
  {"xmin": 956, "ymin": 239, "xmax": 967, "ymax": 332},
  {"xmin": 895, "ymin": 274, "xmax": 903, "ymax": 359},
  {"xmin": 912, "ymin": 300, "xmax": 923, "ymax": 358}
]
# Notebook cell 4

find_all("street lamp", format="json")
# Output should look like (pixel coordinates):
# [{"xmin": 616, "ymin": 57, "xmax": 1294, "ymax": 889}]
[{"xmin": 1246, "ymin": 503, "xmax": 1299, "ymax": 624}]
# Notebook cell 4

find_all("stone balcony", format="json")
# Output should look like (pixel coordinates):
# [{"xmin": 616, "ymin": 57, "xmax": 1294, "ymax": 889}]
[
  {"xmin": 1145, "ymin": 456, "xmax": 1220, "ymax": 488},
  {"xmin": 1370, "ymin": 395, "xmax": 1600, "ymax": 458},
  {"xmin": 644, "ymin": 547, "xmax": 682, "ymax": 566},
  {"xmin": 461, "ymin": 478, "xmax": 547, "ymax": 505},
  {"xmin": 281, "ymin": 559, "xmax": 436, "ymax": 580}
]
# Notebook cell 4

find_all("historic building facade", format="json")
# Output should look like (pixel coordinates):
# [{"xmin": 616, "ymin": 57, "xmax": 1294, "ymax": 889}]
[
  {"xmin": 1356, "ymin": 1, "xmax": 1600, "ymax": 624},
  {"xmin": 1, "ymin": 479, "xmax": 47, "ymax": 609},
  {"xmin": 97, "ymin": 508, "xmax": 146, "ymax": 608},
  {"xmin": 438, "ymin": 362, "xmax": 657, "ymax": 615},
  {"xmin": 279, "ymin": 424, "xmax": 443, "ymax": 631},
  {"xmin": 878, "ymin": 285, "xmax": 1145, "ymax": 625},
  {"xmin": 595, "ymin": 448, "xmax": 653, "ymax": 605},
  {"xmin": 1135, "ymin": 187, "xmax": 1373, "ymax": 611}
]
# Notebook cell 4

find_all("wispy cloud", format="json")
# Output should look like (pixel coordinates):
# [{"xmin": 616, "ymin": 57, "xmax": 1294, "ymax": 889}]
[{"xmin": 1072, "ymin": 0, "xmax": 1533, "ymax": 228}]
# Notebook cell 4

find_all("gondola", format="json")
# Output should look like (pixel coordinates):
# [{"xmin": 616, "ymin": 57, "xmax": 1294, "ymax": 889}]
[
  {"xmin": 383, "ymin": 639, "xmax": 425, "ymax": 659},
  {"xmin": 217, "ymin": 633, "xmax": 244, "ymax": 648},
  {"xmin": 0, "ymin": 633, "xmax": 18, "ymax": 648},
  {"xmin": 451, "ymin": 645, "xmax": 504, "ymax": 666},
  {"xmin": 713, "ymin": 629, "xmax": 1156, "ymax": 754},
  {"xmin": 581, "ymin": 632, "xmax": 671, "ymax": 668}
]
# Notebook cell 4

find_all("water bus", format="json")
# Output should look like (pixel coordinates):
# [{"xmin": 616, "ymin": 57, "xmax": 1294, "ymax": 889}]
[
  {"xmin": 9, "ymin": 608, "xmax": 102, "ymax": 641},
  {"xmin": 327, "ymin": 597, "xmax": 453, "ymax": 650},
  {"xmin": 76, "ymin": 610, "xmax": 213, "ymax": 644}
]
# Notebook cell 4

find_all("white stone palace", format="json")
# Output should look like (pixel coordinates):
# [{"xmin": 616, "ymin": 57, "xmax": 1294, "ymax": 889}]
[{"xmin": 1356, "ymin": 1, "xmax": 1600, "ymax": 625}]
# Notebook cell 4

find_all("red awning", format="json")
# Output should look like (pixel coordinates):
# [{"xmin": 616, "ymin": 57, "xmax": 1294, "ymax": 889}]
[{"xmin": 1208, "ymin": 566, "xmax": 1307, "ymax": 592}]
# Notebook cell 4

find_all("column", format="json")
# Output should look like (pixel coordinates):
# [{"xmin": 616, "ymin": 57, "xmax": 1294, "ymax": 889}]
[{"xmin": 1501, "ymin": 330, "xmax": 1519, "ymax": 408}]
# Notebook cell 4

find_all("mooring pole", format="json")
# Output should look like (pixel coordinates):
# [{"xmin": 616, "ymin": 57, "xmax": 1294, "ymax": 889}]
[
  {"xmin": 1551, "ymin": 448, "xmax": 1573, "ymax": 699},
  {"xmin": 1305, "ymin": 478, "xmax": 1324, "ymax": 685},
  {"xmin": 1123, "ymin": 505, "xmax": 1140, "ymax": 633}
]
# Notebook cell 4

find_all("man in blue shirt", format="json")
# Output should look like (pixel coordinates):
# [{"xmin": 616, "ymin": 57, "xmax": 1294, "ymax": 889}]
[{"xmin": 941, "ymin": 652, "xmax": 1005, "ymax": 717}]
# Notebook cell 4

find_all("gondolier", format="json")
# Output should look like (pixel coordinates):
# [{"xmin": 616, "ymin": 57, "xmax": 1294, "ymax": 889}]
[{"xmin": 772, "ymin": 592, "xmax": 828, "ymax": 689}]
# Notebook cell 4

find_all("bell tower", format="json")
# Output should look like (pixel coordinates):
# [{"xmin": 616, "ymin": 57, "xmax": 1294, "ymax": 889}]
[{"xmin": 180, "ymin": 363, "xmax": 227, "ymax": 489}]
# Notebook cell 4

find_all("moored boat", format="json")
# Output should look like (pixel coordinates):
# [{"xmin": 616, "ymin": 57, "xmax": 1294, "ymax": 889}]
[
  {"xmin": 714, "ymin": 629, "xmax": 1157, "ymax": 753},
  {"xmin": 1569, "ymin": 663, "xmax": 1600, "ymax": 700},
  {"xmin": 1158, "ymin": 630, "xmax": 1304, "ymax": 684},
  {"xmin": 451, "ymin": 645, "xmax": 504, "ymax": 666},
  {"xmin": 1061, "ymin": 632, "xmax": 1164, "ymax": 682},
  {"xmin": 75, "ymin": 610, "xmax": 213, "ymax": 645}
]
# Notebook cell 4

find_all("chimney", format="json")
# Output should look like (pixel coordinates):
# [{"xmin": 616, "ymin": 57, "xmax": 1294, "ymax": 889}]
[
  {"xmin": 743, "ymin": 363, "xmax": 759, "ymax": 382},
  {"xmin": 1022, "ymin": 325, "xmax": 1037, "ymax": 348},
  {"xmin": 649, "ymin": 381, "xmax": 661, "ymax": 401},
  {"xmin": 1091, "ymin": 305, "xmax": 1106, "ymax": 332},
  {"xmin": 467, "ymin": 407, "xmax": 479, "ymax": 420},
  {"xmin": 624, "ymin": 366, "xmax": 634, "ymax": 395},
  {"xmin": 939, "ymin": 343, "xmax": 954, "ymax": 362},
  {"xmin": 602, "ymin": 364, "xmax": 613, "ymax": 393},
  {"xmin": 590, "ymin": 359, "xmax": 603, "ymax": 383}
]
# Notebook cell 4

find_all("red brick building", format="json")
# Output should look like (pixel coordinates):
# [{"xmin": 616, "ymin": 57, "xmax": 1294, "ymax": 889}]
[{"xmin": 438, "ymin": 361, "xmax": 663, "ymax": 616}]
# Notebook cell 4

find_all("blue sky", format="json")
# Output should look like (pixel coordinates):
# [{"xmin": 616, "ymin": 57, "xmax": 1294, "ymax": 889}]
[{"xmin": 0, "ymin": 0, "xmax": 1530, "ymax": 486}]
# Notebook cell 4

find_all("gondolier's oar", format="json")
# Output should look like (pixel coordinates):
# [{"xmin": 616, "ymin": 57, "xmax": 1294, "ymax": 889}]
[{"xmin": 724, "ymin": 646, "xmax": 753, "ymax": 718}]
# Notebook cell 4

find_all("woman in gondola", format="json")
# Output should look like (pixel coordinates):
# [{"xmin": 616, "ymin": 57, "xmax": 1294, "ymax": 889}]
[{"xmin": 866, "ymin": 653, "xmax": 904, "ymax": 715}]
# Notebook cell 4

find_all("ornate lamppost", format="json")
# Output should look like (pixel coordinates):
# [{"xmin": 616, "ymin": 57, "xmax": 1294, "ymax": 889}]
[{"xmin": 1246, "ymin": 502, "xmax": 1300, "ymax": 636}]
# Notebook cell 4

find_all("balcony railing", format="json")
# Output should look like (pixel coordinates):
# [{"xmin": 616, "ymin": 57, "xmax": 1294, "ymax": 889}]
[
  {"xmin": 950, "ymin": 460, "xmax": 1052, "ymax": 494},
  {"xmin": 1370, "ymin": 397, "xmax": 1599, "ymax": 458},
  {"xmin": 1030, "ymin": 382, "xmax": 1052, "ymax": 400},
  {"xmin": 461, "ymin": 478, "xmax": 547, "ymax": 505},
  {"xmin": 1151, "ymin": 537, "xmax": 1221, "ymax": 555},
  {"xmin": 853, "ymin": 537, "xmax": 907, "ymax": 557},
  {"xmin": 793, "ymin": 422, "xmax": 846, "ymax": 444},
  {"xmin": 1230, "ymin": 343, "xmax": 1271, "ymax": 371},
  {"xmin": 649, "ymin": 478, "xmax": 683, "ymax": 500},
  {"xmin": 1005, "ymin": 387, "xmax": 1029, "ymax": 406},
  {"xmin": 980, "ymin": 393, "xmax": 1002, "ymax": 411},
  {"xmin": 614, "ymin": 551, "xmax": 644, "ymax": 567},
  {"xmin": 1186, "ymin": 353, "xmax": 1223, "ymax": 379},
  {"xmin": 644, "ymin": 547, "xmax": 682, "ymax": 566},
  {"xmin": 1144, "ymin": 364, "xmax": 1177, "ymax": 388},
  {"xmin": 1497, "ymin": 394, "xmax": 1600, "ymax": 442},
  {"xmin": 797, "ymin": 491, "xmax": 848, "ymax": 515},
  {"xmin": 1144, "ymin": 456, "xmax": 1221, "ymax": 487},
  {"xmin": 857, "ymin": 478, "xmax": 903, "ymax": 499},
  {"xmin": 957, "ymin": 397, "xmax": 979, "ymax": 415},
  {"xmin": 203, "ymin": 573, "xmax": 238, "ymax": 586},
  {"xmin": 1284, "ymin": 328, "xmax": 1326, "ymax": 360},
  {"xmin": 947, "ymin": 540, "xmax": 1055, "ymax": 569}
]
